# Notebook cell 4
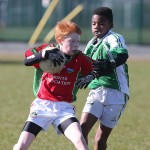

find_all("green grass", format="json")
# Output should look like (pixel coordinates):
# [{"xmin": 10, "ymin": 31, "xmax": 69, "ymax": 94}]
[{"xmin": 0, "ymin": 57, "xmax": 150, "ymax": 150}]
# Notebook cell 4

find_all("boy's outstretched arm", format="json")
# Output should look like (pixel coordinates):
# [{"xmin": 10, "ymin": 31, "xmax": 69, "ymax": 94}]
[
  {"xmin": 24, "ymin": 48, "xmax": 65, "ymax": 67},
  {"xmin": 75, "ymin": 55, "xmax": 127, "ymax": 89}
]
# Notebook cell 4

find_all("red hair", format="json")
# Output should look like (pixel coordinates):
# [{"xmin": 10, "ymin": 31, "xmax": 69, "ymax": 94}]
[{"xmin": 55, "ymin": 20, "xmax": 82, "ymax": 43}]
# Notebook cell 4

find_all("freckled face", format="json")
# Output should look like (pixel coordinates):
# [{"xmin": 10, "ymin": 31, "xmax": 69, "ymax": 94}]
[
  {"xmin": 59, "ymin": 33, "xmax": 80, "ymax": 55},
  {"xmin": 92, "ymin": 14, "xmax": 112, "ymax": 38}
]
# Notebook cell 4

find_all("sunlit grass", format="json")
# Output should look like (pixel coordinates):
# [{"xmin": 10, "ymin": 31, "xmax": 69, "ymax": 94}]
[{"xmin": 0, "ymin": 58, "xmax": 150, "ymax": 150}]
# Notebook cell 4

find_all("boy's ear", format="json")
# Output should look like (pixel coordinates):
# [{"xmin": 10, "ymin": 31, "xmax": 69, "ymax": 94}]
[{"xmin": 111, "ymin": 23, "xmax": 113, "ymax": 28}]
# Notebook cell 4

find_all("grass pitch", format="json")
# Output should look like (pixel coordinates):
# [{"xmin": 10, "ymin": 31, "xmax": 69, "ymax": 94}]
[{"xmin": 0, "ymin": 56, "xmax": 150, "ymax": 150}]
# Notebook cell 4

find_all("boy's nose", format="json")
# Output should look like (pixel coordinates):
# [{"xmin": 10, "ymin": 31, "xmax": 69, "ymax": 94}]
[{"xmin": 74, "ymin": 45, "xmax": 79, "ymax": 49}]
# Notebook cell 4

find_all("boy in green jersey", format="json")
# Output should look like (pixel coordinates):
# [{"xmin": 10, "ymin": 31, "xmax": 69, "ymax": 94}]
[{"xmin": 77, "ymin": 7, "xmax": 129, "ymax": 150}]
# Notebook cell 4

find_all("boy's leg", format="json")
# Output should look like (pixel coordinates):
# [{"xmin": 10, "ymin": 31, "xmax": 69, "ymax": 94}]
[
  {"xmin": 94, "ymin": 124, "xmax": 112, "ymax": 150},
  {"xmin": 94, "ymin": 103, "xmax": 127, "ymax": 150},
  {"xmin": 57, "ymin": 117, "xmax": 89, "ymax": 150},
  {"xmin": 64, "ymin": 121, "xmax": 89, "ymax": 150},
  {"xmin": 80, "ymin": 112, "xmax": 98, "ymax": 144},
  {"xmin": 13, "ymin": 121, "xmax": 42, "ymax": 150},
  {"xmin": 80, "ymin": 89, "xmax": 104, "ymax": 144},
  {"xmin": 13, "ymin": 131, "xmax": 35, "ymax": 150}
]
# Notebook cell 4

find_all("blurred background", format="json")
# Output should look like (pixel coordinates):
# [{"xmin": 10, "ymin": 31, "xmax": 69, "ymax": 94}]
[{"xmin": 0, "ymin": 0, "xmax": 149, "ymax": 45}]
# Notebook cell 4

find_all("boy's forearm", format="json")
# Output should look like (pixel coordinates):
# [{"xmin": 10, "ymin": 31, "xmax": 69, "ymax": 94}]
[{"xmin": 24, "ymin": 52, "xmax": 43, "ymax": 66}]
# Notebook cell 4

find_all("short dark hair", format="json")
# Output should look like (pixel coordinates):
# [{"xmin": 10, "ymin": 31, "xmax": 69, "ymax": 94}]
[{"xmin": 93, "ymin": 7, "xmax": 113, "ymax": 23}]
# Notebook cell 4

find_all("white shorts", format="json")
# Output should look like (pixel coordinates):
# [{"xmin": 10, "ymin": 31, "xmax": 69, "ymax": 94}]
[
  {"xmin": 27, "ymin": 98, "xmax": 76, "ymax": 134},
  {"xmin": 82, "ymin": 87, "xmax": 128, "ymax": 128}
]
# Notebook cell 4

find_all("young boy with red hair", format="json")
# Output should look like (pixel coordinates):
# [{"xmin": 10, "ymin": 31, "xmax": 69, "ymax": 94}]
[{"xmin": 13, "ymin": 20, "xmax": 97, "ymax": 150}]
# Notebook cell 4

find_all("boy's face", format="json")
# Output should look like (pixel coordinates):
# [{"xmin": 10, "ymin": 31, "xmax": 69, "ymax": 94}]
[
  {"xmin": 59, "ymin": 33, "xmax": 80, "ymax": 56},
  {"xmin": 92, "ymin": 14, "xmax": 112, "ymax": 38}
]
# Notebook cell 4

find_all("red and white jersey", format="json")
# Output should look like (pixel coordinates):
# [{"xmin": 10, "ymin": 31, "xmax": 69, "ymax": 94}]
[{"xmin": 37, "ymin": 51, "xmax": 94, "ymax": 103}]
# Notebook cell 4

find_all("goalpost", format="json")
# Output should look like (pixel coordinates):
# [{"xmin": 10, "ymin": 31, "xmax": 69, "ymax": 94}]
[
  {"xmin": 28, "ymin": 0, "xmax": 84, "ymax": 45},
  {"xmin": 43, "ymin": 4, "xmax": 83, "ymax": 43},
  {"xmin": 28, "ymin": 0, "xmax": 59, "ymax": 45}
]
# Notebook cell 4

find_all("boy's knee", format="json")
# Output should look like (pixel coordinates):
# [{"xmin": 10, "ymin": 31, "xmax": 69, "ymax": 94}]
[
  {"xmin": 13, "ymin": 144, "xmax": 20, "ymax": 150},
  {"xmin": 74, "ymin": 135, "xmax": 88, "ymax": 150},
  {"xmin": 94, "ymin": 138, "xmax": 107, "ymax": 150},
  {"xmin": 13, "ymin": 144, "xmax": 27, "ymax": 150}
]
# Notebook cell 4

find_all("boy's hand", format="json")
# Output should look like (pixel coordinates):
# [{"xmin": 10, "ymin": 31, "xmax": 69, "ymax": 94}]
[
  {"xmin": 75, "ymin": 72, "xmax": 97, "ymax": 89},
  {"xmin": 42, "ymin": 47, "xmax": 65, "ymax": 67},
  {"xmin": 93, "ymin": 59, "xmax": 115, "ymax": 76}
]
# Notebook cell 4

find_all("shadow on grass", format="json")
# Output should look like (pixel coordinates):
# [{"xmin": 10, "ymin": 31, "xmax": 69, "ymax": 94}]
[{"xmin": 0, "ymin": 60, "xmax": 23, "ymax": 65}]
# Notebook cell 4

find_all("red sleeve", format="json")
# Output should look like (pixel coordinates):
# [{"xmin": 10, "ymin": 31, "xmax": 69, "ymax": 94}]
[{"xmin": 25, "ymin": 43, "xmax": 55, "ymax": 68}]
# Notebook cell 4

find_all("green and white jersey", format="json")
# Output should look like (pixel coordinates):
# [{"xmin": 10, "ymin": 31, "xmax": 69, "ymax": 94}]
[{"xmin": 85, "ymin": 30, "xmax": 129, "ymax": 96}]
